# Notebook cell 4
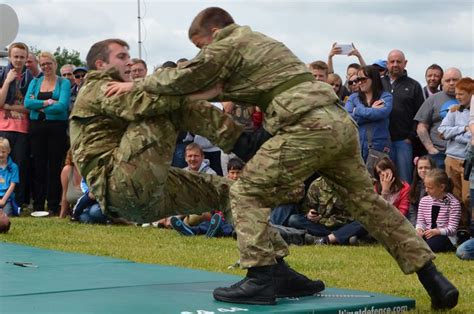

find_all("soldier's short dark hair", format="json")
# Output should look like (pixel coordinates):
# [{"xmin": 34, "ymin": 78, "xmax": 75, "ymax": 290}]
[
  {"xmin": 161, "ymin": 61, "xmax": 177, "ymax": 68},
  {"xmin": 86, "ymin": 39, "xmax": 129, "ymax": 70},
  {"xmin": 227, "ymin": 157, "xmax": 245, "ymax": 171},
  {"xmin": 176, "ymin": 58, "xmax": 188, "ymax": 64},
  {"xmin": 188, "ymin": 7, "xmax": 234, "ymax": 39}
]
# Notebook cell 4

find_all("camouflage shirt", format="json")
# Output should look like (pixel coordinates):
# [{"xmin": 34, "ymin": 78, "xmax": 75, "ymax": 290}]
[
  {"xmin": 136, "ymin": 24, "xmax": 338, "ymax": 135},
  {"xmin": 69, "ymin": 67, "xmax": 242, "ymax": 211},
  {"xmin": 302, "ymin": 177, "xmax": 353, "ymax": 228}
]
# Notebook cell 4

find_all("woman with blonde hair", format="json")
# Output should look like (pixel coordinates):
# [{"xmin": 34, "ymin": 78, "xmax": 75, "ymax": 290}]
[{"xmin": 24, "ymin": 51, "xmax": 70, "ymax": 215}]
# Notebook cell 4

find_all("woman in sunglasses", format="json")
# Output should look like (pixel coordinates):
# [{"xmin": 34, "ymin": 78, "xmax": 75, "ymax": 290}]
[
  {"xmin": 24, "ymin": 52, "xmax": 70, "ymax": 215},
  {"xmin": 344, "ymin": 65, "xmax": 393, "ymax": 162}
]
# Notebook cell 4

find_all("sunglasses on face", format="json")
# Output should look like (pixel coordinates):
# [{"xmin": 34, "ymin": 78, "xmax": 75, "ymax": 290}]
[
  {"xmin": 74, "ymin": 74, "xmax": 85, "ymax": 79},
  {"xmin": 348, "ymin": 79, "xmax": 358, "ymax": 86},
  {"xmin": 348, "ymin": 77, "xmax": 369, "ymax": 86}
]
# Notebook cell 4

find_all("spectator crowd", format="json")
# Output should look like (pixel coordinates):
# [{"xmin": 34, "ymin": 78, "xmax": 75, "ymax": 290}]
[{"xmin": 0, "ymin": 40, "xmax": 473, "ymax": 260}]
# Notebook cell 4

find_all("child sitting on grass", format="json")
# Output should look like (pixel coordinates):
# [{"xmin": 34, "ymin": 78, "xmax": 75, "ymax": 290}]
[
  {"xmin": 0, "ymin": 137, "xmax": 19, "ymax": 217},
  {"xmin": 416, "ymin": 168, "xmax": 461, "ymax": 252},
  {"xmin": 408, "ymin": 155, "xmax": 436, "ymax": 226},
  {"xmin": 171, "ymin": 157, "xmax": 245, "ymax": 237}
]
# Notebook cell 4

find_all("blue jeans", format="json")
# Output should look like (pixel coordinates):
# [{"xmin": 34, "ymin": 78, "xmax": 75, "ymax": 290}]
[
  {"xmin": 429, "ymin": 152, "xmax": 446, "ymax": 170},
  {"xmin": 270, "ymin": 204, "xmax": 299, "ymax": 226},
  {"xmin": 390, "ymin": 139, "xmax": 413, "ymax": 183},
  {"xmin": 79, "ymin": 203, "xmax": 108, "ymax": 224},
  {"xmin": 73, "ymin": 193, "xmax": 96, "ymax": 218},
  {"xmin": 287, "ymin": 213, "xmax": 331, "ymax": 237},
  {"xmin": 1, "ymin": 201, "xmax": 13, "ymax": 217},
  {"xmin": 470, "ymin": 188, "xmax": 474, "ymax": 234},
  {"xmin": 456, "ymin": 238, "xmax": 474, "ymax": 260},
  {"xmin": 332, "ymin": 221, "xmax": 368, "ymax": 244}
]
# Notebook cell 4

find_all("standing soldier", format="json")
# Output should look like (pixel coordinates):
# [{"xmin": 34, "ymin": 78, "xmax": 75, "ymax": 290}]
[{"xmin": 106, "ymin": 8, "xmax": 459, "ymax": 309}]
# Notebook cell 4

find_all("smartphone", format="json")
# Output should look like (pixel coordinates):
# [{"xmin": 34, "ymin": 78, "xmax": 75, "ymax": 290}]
[{"xmin": 335, "ymin": 44, "xmax": 353, "ymax": 55}]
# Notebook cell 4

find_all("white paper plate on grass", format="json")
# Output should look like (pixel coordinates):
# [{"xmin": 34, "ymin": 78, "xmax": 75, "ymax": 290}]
[{"xmin": 30, "ymin": 211, "xmax": 50, "ymax": 217}]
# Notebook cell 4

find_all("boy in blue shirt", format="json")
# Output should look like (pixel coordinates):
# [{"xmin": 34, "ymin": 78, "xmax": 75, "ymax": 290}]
[{"xmin": 0, "ymin": 137, "xmax": 19, "ymax": 216}]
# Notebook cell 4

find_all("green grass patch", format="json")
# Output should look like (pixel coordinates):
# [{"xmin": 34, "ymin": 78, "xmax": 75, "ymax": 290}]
[{"xmin": 2, "ymin": 217, "xmax": 473, "ymax": 312}]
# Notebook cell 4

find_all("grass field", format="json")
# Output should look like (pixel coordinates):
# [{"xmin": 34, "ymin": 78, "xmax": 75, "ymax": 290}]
[{"xmin": 1, "ymin": 217, "xmax": 473, "ymax": 313}]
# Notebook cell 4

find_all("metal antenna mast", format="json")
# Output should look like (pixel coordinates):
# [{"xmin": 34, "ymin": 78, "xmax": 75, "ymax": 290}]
[{"xmin": 137, "ymin": 0, "xmax": 142, "ymax": 59}]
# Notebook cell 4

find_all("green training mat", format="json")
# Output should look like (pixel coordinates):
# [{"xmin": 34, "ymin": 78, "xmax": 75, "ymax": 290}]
[{"xmin": 0, "ymin": 242, "xmax": 415, "ymax": 313}]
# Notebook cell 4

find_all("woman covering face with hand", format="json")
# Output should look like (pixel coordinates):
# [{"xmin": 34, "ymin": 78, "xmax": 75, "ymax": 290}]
[{"xmin": 373, "ymin": 157, "xmax": 411, "ymax": 217}]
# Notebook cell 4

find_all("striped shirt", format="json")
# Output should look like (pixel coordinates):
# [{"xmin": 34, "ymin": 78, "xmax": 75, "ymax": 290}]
[{"xmin": 416, "ymin": 193, "xmax": 461, "ymax": 236}]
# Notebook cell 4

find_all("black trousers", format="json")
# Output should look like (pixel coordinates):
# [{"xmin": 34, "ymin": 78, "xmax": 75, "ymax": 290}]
[
  {"xmin": 0, "ymin": 131, "xmax": 30, "ymax": 205},
  {"xmin": 425, "ymin": 235, "xmax": 455, "ymax": 253},
  {"xmin": 29, "ymin": 120, "xmax": 68, "ymax": 213}
]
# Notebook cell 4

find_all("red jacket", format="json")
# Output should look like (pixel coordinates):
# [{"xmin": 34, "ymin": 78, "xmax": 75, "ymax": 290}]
[{"xmin": 375, "ymin": 181, "xmax": 410, "ymax": 216}]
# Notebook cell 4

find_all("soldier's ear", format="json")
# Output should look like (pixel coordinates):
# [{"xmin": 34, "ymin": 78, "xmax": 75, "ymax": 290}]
[{"xmin": 95, "ymin": 59, "xmax": 106, "ymax": 70}]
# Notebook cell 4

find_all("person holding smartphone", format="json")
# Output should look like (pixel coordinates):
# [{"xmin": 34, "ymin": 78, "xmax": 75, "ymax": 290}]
[{"xmin": 327, "ymin": 42, "xmax": 366, "ymax": 76}]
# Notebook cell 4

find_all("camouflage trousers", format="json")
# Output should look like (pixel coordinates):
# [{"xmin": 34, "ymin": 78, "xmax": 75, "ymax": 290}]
[
  {"xmin": 231, "ymin": 104, "xmax": 435, "ymax": 274},
  {"xmin": 99, "ymin": 120, "xmax": 231, "ymax": 223}
]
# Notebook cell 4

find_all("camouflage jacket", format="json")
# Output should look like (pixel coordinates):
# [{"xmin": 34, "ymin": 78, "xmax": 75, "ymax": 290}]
[
  {"xmin": 69, "ymin": 67, "xmax": 242, "ymax": 210},
  {"xmin": 137, "ymin": 24, "xmax": 338, "ymax": 135},
  {"xmin": 302, "ymin": 177, "xmax": 353, "ymax": 228}
]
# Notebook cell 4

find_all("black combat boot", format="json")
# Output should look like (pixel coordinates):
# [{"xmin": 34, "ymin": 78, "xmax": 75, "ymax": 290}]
[
  {"xmin": 213, "ymin": 265, "xmax": 276, "ymax": 305},
  {"xmin": 417, "ymin": 261, "xmax": 459, "ymax": 310},
  {"xmin": 274, "ymin": 258, "xmax": 325, "ymax": 298}
]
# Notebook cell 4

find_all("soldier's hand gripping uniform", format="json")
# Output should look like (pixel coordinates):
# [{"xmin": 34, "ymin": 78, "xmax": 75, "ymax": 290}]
[{"xmin": 70, "ymin": 67, "xmax": 243, "ymax": 223}]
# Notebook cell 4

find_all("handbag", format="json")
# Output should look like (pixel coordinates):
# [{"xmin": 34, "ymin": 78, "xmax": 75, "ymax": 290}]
[{"xmin": 365, "ymin": 125, "xmax": 390, "ymax": 177}]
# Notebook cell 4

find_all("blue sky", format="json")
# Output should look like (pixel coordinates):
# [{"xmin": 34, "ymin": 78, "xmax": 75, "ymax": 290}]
[{"xmin": 2, "ymin": 0, "xmax": 473, "ymax": 84}]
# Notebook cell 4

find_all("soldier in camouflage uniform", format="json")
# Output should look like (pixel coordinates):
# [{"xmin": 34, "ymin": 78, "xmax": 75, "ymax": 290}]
[
  {"xmin": 301, "ymin": 177, "xmax": 353, "ymax": 230},
  {"xmin": 106, "ymin": 8, "xmax": 458, "ymax": 309},
  {"xmin": 69, "ymin": 38, "xmax": 243, "ymax": 224},
  {"xmin": 293, "ymin": 177, "xmax": 368, "ymax": 244}
]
